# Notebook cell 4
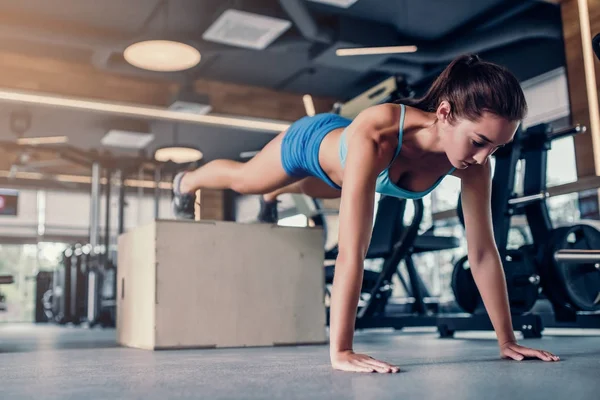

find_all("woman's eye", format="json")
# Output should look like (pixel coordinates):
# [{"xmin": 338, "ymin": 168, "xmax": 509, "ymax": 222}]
[{"xmin": 472, "ymin": 140, "xmax": 485, "ymax": 148}]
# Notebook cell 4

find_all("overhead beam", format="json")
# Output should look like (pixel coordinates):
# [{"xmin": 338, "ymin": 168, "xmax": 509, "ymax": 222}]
[
  {"xmin": 0, "ymin": 8, "xmax": 130, "ymax": 50},
  {"xmin": 0, "ymin": 50, "xmax": 337, "ymax": 122}
]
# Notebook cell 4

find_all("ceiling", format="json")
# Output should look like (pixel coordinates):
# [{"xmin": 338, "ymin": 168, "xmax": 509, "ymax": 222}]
[{"xmin": 0, "ymin": 0, "xmax": 566, "ymax": 187}]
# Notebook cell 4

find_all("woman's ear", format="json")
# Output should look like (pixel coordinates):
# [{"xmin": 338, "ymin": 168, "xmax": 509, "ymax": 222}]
[{"xmin": 436, "ymin": 101, "xmax": 452, "ymax": 125}]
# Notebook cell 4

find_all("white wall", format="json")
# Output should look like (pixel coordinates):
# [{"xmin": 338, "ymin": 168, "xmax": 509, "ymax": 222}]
[{"xmin": 0, "ymin": 187, "xmax": 173, "ymax": 241}]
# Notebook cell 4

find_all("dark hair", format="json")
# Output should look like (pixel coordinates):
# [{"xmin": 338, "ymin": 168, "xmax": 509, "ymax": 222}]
[{"xmin": 398, "ymin": 54, "xmax": 527, "ymax": 122}]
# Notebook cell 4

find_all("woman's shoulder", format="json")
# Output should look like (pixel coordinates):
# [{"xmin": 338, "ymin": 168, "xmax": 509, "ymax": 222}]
[
  {"xmin": 358, "ymin": 103, "xmax": 402, "ymax": 126},
  {"xmin": 353, "ymin": 103, "xmax": 428, "ymax": 140}
]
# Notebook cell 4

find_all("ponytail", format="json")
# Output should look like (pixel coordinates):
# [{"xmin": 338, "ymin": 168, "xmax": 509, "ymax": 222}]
[{"xmin": 397, "ymin": 54, "xmax": 527, "ymax": 123}]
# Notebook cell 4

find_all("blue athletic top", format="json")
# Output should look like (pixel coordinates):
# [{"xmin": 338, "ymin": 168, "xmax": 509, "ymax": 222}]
[{"xmin": 339, "ymin": 104, "xmax": 456, "ymax": 199}]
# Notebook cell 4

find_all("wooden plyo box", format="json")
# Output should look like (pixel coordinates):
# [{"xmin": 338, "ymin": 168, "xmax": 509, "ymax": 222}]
[{"xmin": 116, "ymin": 220, "xmax": 327, "ymax": 350}]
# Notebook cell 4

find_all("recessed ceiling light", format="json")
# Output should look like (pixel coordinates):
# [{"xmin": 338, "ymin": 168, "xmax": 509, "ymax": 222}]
[
  {"xmin": 154, "ymin": 146, "xmax": 203, "ymax": 164},
  {"xmin": 124, "ymin": 40, "xmax": 201, "ymax": 72},
  {"xmin": 16, "ymin": 136, "xmax": 68, "ymax": 145},
  {"xmin": 336, "ymin": 45, "xmax": 418, "ymax": 56},
  {"xmin": 307, "ymin": 0, "xmax": 359, "ymax": 8}
]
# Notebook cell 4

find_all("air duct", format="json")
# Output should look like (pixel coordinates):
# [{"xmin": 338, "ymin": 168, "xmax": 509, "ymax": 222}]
[
  {"xmin": 279, "ymin": 0, "xmax": 334, "ymax": 44},
  {"xmin": 383, "ymin": 16, "xmax": 561, "ymax": 64}
]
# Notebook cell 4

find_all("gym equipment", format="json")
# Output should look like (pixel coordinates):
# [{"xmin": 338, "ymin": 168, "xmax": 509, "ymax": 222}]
[
  {"xmin": 50, "ymin": 244, "xmax": 88, "ymax": 325},
  {"xmin": 35, "ymin": 271, "xmax": 53, "ymax": 323},
  {"xmin": 51, "ymin": 247, "xmax": 72, "ymax": 324},
  {"xmin": 0, "ymin": 274, "xmax": 13, "ymax": 312},
  {"xmin": 451, "ymin": 247, "xmax": 540, "ymax": 315},
  {"xmin": 511, "ymin": 123, "xmax": 600, "ymax": 328},
  {"xmin": 324, "ymin": 195, "xmax": 413, "ymax": 322},
  {"xmin": 42, "ymin": 242, "xmax": 116, "ymax": 327},
  {"xmin": 332, "ymin": 76, "xmax": 414, "ymax": 118},
  {"xmin": 324, "ymin": 195, "xmax": 460, "ymax": 330},
  {"xmin": 117, "ymin": 220, "xmax": 327, "ymax": 350},
  {"xmin": 541, "ymin": 224, "xmax": 600, "ymax": 312},
  {"xmin": 87, "ymin": 253, "xmax": 117, "ymax": 328},
  {"xmin": 441, "ymin": 122, "xmax": 600, "ymax": 338},
  {"xmin": 71, "ymin": 245, "xmax": 88, "ymax": 324}
]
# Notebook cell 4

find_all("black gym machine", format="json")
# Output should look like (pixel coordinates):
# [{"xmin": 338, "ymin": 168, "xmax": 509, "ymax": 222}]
[
  {"xmin": 322, "ymin": 195, "xmax": 460, "ymax": 330},
  {"xmin": 38, "ymin": 162, "xmax": 124, "ymax": 327},
  {"xmin": 440, "ymin": 122, "xmax": 600, "ymax": 338}
]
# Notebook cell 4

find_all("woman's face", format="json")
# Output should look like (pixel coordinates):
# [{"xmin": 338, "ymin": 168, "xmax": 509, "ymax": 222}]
[{"xmin": 437, "ymin": 101, "xmax": 519, "ymax": 169}]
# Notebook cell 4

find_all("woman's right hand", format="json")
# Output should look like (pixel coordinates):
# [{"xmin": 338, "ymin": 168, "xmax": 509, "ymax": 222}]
[{"xmin": 331, "ymin": 350, "xmax": 400, "ymax": 373}]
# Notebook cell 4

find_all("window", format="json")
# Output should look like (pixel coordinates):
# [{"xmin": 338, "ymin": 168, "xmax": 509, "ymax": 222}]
[{"xmin": 0, "ymin": 242, "xmax": 67, "ymax": 323}]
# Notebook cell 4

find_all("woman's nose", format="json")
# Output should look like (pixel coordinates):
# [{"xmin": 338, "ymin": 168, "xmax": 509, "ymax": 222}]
[{"xmin": 473, "ymin": 148, "xmax": 494, "ymax": 165}]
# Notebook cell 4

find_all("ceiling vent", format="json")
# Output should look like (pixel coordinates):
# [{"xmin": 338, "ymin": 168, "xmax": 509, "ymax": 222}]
[
  {"xmin": 202, "ymin": 9, "xmax": 291, "ymax": 50},
  {"xmin": 101, "ymin": 130, "xmax": 155, "ymax": 149},
  {"xmin": 169, "ymin": 91, "xmax": 212, "ymax": 115}
]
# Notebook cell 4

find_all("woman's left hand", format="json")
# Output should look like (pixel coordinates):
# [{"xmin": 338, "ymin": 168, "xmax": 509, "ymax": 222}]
[{"xmin": 500, "ymin": 341, "xmax": 560, "ymax": 362}]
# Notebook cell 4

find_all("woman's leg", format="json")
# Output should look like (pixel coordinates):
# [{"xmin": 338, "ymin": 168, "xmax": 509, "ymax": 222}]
[
  {"xmin": 179, "ymin": 130, "xmax": 297, "ymax": 195},
  {"xmin": 263, "ymin": 177, "xmax": 342, "ymax": 202},
  {"xmin": 173, "ymin": 130, "xmax": 300, "ymax": 219},
  {"xmin": 257, "ymin": 177, "xmax": 341, "ymax": 223}
]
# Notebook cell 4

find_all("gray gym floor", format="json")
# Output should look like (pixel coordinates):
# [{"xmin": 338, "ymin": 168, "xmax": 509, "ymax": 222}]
[{"xmin": 0, "ymin": 324, "xmax": 599, "ymax": 400}]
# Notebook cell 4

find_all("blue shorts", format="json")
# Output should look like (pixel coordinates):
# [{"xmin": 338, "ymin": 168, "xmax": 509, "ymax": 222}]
[{"xmin": 280, "ymin": 113, "xmax": 352, "ymax": 190}]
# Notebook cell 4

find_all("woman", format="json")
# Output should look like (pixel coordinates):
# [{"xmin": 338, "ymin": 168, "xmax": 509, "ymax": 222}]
[{"xmin": 171, "ymin": 54, "xmax": 560, "ymax": 373}]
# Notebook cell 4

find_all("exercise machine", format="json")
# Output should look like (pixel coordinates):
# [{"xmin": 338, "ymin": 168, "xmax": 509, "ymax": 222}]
[
  {"xmin": 323, "ymin": 195, "xmax": 460, "ymax": 330},
  {"xmin": 0, "ymin": 275, "xmax": 14, "ymax": 312},
  {"xmin": 40, "ymin": 242, "xmax": 117, "ymax": 327},
  {"xmin": 332, "ymin": 75, "xmax": 414, "ymax": 119},
  {"xmin": 48, "ymin": 244, "xmax": 88, "ymax": 325},
  {"xmin": 440, "ymin": 122, "xmax": 600, "ymax": 338},
  {"xmin": 86, "ymin": 250, "xmax": 117, "ymax": 328},
  {"xmin": 519, "ymin": 124, "xmax": 600, "ymax": 328}
]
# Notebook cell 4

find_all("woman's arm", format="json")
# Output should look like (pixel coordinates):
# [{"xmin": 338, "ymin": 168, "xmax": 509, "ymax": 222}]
[
  {"xmin": 459, "ymin": 163, "xmax": 515, "ymax": 345},
  {"xmin": 459, "ymin": 164, "xmax": 559, "ymax": 362},
  {"xmin": 329, "ymin": 104, "xmax": 400, "ymax": 373}
]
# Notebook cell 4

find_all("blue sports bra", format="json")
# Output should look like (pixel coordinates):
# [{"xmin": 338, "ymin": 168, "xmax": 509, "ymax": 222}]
[{"xmin": 338, "ymin": 104, "xmax": 456, "ymax": 199}]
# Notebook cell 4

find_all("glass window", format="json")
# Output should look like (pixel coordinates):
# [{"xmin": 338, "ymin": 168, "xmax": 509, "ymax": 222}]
[
  {"xmin": 0, "ymin": 242, "xmax": 67, "ymax": 323},
  {"xmin": 547, "ymin": 136, "xmax": 578, "ymax": 187},
  {"xmin": 431, "ymin": 176, "xmax": 461, "ymax": 213}
]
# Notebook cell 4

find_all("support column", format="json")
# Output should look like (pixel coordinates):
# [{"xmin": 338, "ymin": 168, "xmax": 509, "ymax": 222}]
[
  {"xmin": 154, "ymin": 166, "xmax": 161, "ymax": 219},
  {"xmin": 104, "ymin": 168, "xmax": 111, "ymax": 261},
  {"xmin": 561, "ymin": 0, "xmax": 600, "ymax": 218},
  {"xmin": 89, "ymin": 162, "xmax": 101, "ymax": 248},
  {"xmin": 117, "ymin": 169, "xmax": 126, "ymax": 235}
]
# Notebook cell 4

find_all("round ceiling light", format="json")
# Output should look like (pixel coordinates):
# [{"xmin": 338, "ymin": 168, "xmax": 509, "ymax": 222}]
[
  {"xmin": 154, "ymin": 146, "xmax": 203, "ymax": 164},
  {"xmin": 124, "ymin": 40, "xmax": 201, "ymax": 72}
]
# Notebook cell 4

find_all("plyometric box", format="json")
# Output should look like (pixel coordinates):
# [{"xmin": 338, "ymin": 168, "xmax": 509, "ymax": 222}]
[{"xmin": 117, "ymin": 220, "xmax": 327, "ymax": 350}]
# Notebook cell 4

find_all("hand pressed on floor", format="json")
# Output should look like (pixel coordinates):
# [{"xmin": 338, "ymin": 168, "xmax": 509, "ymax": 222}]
[
  {"xmin": 331, "ymin": 350, "xmax": 400, "ymax": 373},
  {"xmin": 500, "ymin": 341, "xmax": 560, "ymax": 362}
]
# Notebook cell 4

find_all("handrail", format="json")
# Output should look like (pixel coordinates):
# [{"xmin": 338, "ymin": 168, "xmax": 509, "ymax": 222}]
[{"xmin": 433, "ymin": 175, "xmax": 600, "ymax": 221}]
